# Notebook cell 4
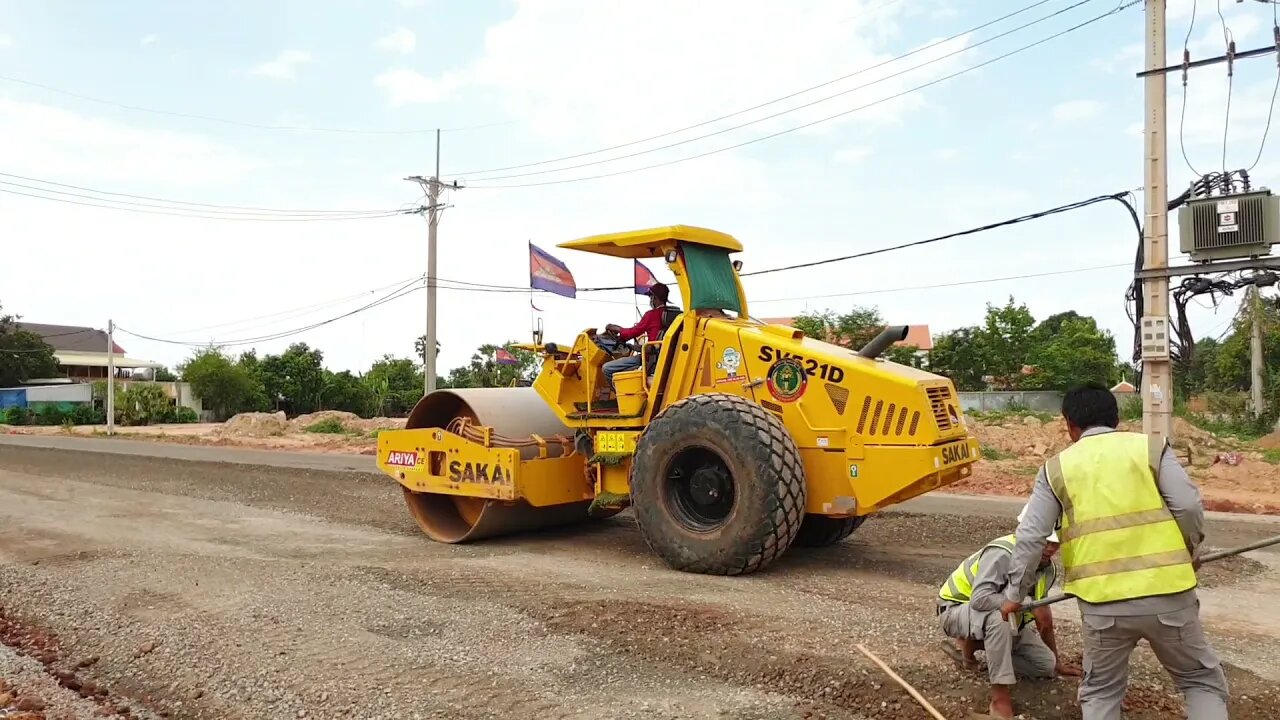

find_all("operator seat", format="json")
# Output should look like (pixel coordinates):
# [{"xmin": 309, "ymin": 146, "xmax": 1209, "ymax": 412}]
[{"xmin": 644, "ymin": 304, "xmax": 683, "ymax": 379}]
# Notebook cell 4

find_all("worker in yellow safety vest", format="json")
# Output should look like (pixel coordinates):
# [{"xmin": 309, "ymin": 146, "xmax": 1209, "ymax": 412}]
[
  {"xmin": 936, "ymin": 508, "xmax": 1080, "ymax": 719},
  {"xmin": 999, "ymin": 383, "xmax": 1229, "ymax": 720}
]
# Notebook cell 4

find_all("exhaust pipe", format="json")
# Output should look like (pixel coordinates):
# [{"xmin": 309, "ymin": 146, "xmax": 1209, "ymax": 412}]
[{"xmin": 857, "ymin": 325, "xmax": 909, "ymax": 360}]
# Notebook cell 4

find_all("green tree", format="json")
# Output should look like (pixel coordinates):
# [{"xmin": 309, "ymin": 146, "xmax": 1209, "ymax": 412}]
[
  {"xmin": 928, "ymin": 326, "xmax": 988, "ymax": 391},
  {"xmin": 152, "ymin": 366, "xmax": 178, "ymax": 382},
  {"xmin": 792, "ymin": 306, "xmax": 887, "ymax": 350},
  {"xmin": 321, "ymin": 370, "xmax": 373, "ymax": 415},
  {"xmin": 1175, "ymin": 337, "xmax": 1221, "ymax": 398},
  {"xmin": 255, "ymin": 343, "xmax": 326, "ymax": 415},
  {"xmin": 445, "ymin": 343, "xmax": 538, "ymax": 388},
  {"xmin": 180, "ymin": 348, "xmax": 265, "ymax": 420},
  {"xmin": 1023, "ymin": 315, "xmax": 1118, "ymax": 390},
  {"xmin": 364, "ymin": 355, "xmax": 423, "ymax": 415},
  {"xmin": 0, "ymin": 303, "xmax": 58, "ymax": 386},
  {"xmin": 980, "ymin": 297, "xmax": 1036, "ymax": 389},
  {"xmin": 117, "ymin": 383, "xmax": 172, "ymax": 426}
]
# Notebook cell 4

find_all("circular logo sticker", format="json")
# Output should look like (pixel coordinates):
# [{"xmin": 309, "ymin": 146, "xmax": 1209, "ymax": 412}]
[{"xmin": 766, "ymin": 358, "xmax": 807, "ymax": 402}]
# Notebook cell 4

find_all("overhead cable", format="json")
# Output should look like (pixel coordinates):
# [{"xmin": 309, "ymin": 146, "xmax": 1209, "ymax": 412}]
[
  {"xmin": 466, "ymin": 0, "xmax": 1140, "ymax": 189},
  {"xmin": 451, "ymin": 0, "xmax": 1057, "ymax": 177},
  {"xmin": 468, "ymin": 0, "xmax": 1090, "ymax": 182},
  {"xmin": 1248, "ymin": 3, "xmax": 1280, "ymax": 171},
  {"xmin": 0, "ymin": 186, "xmax": 419, "ymax": 222},
  {"xmin": 419, "ymin": 190, "xmax": 1144, "ymax": 293},
  {"xmin": 117, "ymin": 277, "xmax": 428, "ymax": 349},
  {"xmin": 0, "ymin": 171, "xmax": 407, "ymax": 215},
  {"xmin": 0, "ymin": 73, "xmax": 513, "ymax": 135}
]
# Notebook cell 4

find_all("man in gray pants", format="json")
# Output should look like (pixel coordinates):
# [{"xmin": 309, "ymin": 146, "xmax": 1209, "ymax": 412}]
[
  {"xmin": 937, "ymin": 508, "xmax": 1079, "ymax": 718},
  {"xmin": 999, "ymin": 384, "xmax": 1229, "ymax": 720}
]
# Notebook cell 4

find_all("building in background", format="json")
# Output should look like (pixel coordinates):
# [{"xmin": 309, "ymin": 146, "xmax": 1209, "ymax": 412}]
[
  {"xmin": 15, "ymin": 322, "xmax": 160, "ymax": 379},
  {"xmin": 0, "ymin": 322, "xmax": 203, "ymax": 418}
]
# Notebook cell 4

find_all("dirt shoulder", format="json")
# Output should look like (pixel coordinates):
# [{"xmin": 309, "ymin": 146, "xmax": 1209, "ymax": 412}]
[{"xmin": 1, "ymin": 444, "xmax": 1278, "ymax": 719}]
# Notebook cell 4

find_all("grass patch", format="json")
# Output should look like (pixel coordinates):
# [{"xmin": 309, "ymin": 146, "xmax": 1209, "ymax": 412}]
[
  {"xmin": 979, "ymin": 445, "xmax": 1011, "ymax": 461},
  {"xmin": 1177, "ymin": 410, "xmax": 1273, "ymax": 442},
  {"xmin": 969, "ymin": 409, "xmax": 1055, "ymax": 425},
  {"xmin": 305, "ymin": 417, "xmax": 350, "ymax": 434},
  {"xmin": 1261, "ymin": 449, "xmax": 1280, "ymax": 464}
]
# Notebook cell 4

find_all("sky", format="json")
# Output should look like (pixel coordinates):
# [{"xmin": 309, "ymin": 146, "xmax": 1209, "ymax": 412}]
[{"xmin": 2, "ymin": 0, "xmax": 1279, "ymax": 377}]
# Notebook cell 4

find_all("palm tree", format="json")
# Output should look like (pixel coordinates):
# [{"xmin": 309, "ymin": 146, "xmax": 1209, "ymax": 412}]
[{"xmin": 414, "ymin": 336, "xmax": 441, "ymax": 366}]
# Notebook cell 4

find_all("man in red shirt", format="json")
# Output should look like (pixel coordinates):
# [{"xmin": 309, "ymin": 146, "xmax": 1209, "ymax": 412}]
[{"xmin": 599, "ymin": 283, "xmax": 677, "ymax": 398}]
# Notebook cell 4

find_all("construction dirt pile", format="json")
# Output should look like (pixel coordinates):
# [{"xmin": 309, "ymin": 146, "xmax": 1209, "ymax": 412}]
[
  {"xmin": 216, "ymin": 411, "xmax": 290, "ymax": 438},
  {"xmin": 289, "ymin": 411, "xmax": 406, "ymax": 434},
  {"xmin": 955, "ymin": 412, "xmax": 1280, "ymax": 514}
]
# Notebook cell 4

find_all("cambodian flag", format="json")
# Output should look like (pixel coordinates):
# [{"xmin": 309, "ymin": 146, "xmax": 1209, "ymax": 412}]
[
  {"xmin": 634, "ymin": 260, "xmax": 658, "ymax": 295},
  {"xmin": 529, "ymin": 243, "xmax": 576, "ymax": 298},
  {"xmin": 495, "ymin": 348, "xmax": 519, "ymax": 366}
]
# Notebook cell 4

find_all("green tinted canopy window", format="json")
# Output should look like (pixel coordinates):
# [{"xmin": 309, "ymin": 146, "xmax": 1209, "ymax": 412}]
[{"xmin": 680, "ymin": 242, "xmax": 742, "ymax": 314}]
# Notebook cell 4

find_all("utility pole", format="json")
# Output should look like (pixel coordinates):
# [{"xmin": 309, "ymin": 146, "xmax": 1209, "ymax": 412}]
[
  {"xmin": 1140, "ymin": 0, "xmax": 1174, "ymax": 451},
  {"xmin": 1251, "ymin": 286, "xmax": 1265, "ymax": 415},
  {"xmin": 406, "ymin": 129, "xmax": 461, "ymax": 396},
  {"xmin": 106, "ymin": 319, "xmax": 115, "ymax": 436}
]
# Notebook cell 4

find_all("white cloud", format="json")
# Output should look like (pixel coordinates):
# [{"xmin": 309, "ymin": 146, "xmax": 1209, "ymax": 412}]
[
  {"xmin": 0, "ymin": 97, "xmax": 263, "ymax": 185},
  {"xmin": 140, "ymin": 34, "xmax": 157, "ymax": 46},
  {"xmin": 393, "ymin": 0, "xmax": 427, "ymax": 6},
  {"xmin": 1052, "ymin": 99, "xmax": 1104, "ymax": 124},
  {"xmin": 441, "ymin": 0, "xmax": 964, "ymax": 146},
  {"xmin": 250, "ymin": 50, "xmax": 312, "ymax": 80},
  {"xmin": 833, "ymin": 146, "xmax": 872, "ymax": 164},
  {"xmin": 0, "ymin": 32, "xmax": 13, "ymax": 48},
  {"xmin": 374, "ymin": 68, "xmax": 459, "ymax": 106},
  {"xmin": 935, "ymin": 148, "xmax": 960, "ymax": 161},
  {"xmin": 374, "ymin": 27, "xmax": 416, "ymax": 55}
]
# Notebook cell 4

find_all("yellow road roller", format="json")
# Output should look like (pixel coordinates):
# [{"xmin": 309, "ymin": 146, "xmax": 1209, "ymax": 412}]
[{"xmin": 376, "ymin": 225, "xmax": 980, "ymax": 575}]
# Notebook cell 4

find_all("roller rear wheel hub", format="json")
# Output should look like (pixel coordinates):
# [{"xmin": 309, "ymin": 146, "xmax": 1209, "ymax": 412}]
[{"xmin": 667, "ymin": 448, "xmax": 736, "ymax": 531}]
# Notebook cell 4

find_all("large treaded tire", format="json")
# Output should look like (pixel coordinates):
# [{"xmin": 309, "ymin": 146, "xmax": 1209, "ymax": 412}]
[
  {"xmin": 630, "ymin": 393, "xmax": 806, "ymax": 575},
  {"xmin": 793, "ymin": 514, "xmax": 867, "ymax": 547}
]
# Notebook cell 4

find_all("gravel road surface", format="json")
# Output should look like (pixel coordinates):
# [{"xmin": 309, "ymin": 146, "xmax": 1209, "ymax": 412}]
[{"xmin": 0, "ymin": 437, "xmax": 1277, "ymax": 719}]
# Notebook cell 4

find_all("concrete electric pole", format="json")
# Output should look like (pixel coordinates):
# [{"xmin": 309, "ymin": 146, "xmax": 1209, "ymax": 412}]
[
  {"xmin": 106, "ymin": 319, "xmax": 116, "ymax": 436},
  {"xmin": 1141, "ymin": 0, "xmax": 1174, "ymax": 449},
  {"xmin": 407, "ymin": 129, "xmax": 461, "ymax": 396}
]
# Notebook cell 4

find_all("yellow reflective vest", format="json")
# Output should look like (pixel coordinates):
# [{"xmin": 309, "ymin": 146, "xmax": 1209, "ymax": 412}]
[
  {"xmin": 938, "ymin": 534, "xmax": 1055, "ymax": 627},
  {"xmin": 1046, "ymin": 430, "xmax": 1197, "ymax": 604}
]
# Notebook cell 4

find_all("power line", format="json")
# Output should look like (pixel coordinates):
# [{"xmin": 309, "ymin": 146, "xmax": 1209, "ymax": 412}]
[
  {"xmin": 1218, "ymin": 0, "xmax": 1235, "ymax": 174},
  {"xmin": 113, "ymin": 189, "xmax": 1140, "ymax": 348},
  {"xmin": 466, "ymin": 0, "xmax": 1139, "ymax": 189},
  {"xmin": 465, "ymin": 0, "xmax": 1094, "ymax": 183},
  {"xmin": 0, "ymin": 186, "xmax": 418, "ymax": 222},
  {"xmin": 751, "ymin": 263, "xmax": 1131, "ymax": 304},
  {"xmin": 451, "ymin": 0, "xmax": 1057, "ymax": 178},
  {"xmin": 420, "ymin": 189, "xmax": 1140, "ymax": 294},
  {"xmin": 0, "ymin": 73, "xmax": 514, "ymax": 135},
  {"xmin": 742, "ymin": 193, "xmax": 1131, "ymax": 277},
  {"xmin": 153, "ymin": 274, "xmax": 427, "ymax": 337},
  {"xmin": 118, "ymin": 277, "xmax": 428, "ymax": 349},
  {"xmin": 1248, "ymin": 4, "xmax": 1280, "ymax": 171},
  {"xmin": 0, "ymin": 171, "xmax": 405, "ymax": 215},
  {"xmin": 1179, "ymin": 0, "xmax": 1204, "ymax": 176},
  {"xmin": 0, "ymin": 179, "xmax": 411, "ymax": 219}
]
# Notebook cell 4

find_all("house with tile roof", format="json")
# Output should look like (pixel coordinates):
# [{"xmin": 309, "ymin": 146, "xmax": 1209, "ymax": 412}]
[{"xmin": 16, "ymin": 322, "xmax": 163, "ymax": 380}]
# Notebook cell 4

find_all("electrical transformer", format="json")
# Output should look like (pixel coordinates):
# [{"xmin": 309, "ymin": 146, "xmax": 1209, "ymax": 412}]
[{"xmin": 1178, "ymin": 189, "xmax": 1280, "ymax": 262}]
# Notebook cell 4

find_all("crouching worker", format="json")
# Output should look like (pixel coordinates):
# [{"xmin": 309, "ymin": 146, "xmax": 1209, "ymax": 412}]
[{"xmin": 936, "ymin": 508, "xmax": 1080, "ymax": 719}]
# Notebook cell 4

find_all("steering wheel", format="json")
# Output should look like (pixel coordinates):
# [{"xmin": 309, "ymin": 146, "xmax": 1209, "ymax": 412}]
[{"xmin": 591, "ymin": 331, "xmax": 638, "ymax": 357}]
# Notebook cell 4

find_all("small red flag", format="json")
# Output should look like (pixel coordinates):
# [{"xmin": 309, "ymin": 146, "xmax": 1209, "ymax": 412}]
[{"xmin": 495, "ymin": 348, "xmax": 519, "ymax": 366}]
